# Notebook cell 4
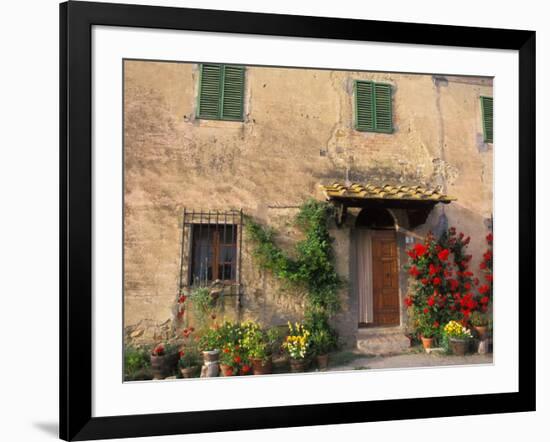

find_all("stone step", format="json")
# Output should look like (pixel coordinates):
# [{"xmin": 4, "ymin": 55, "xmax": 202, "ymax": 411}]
[{"xmin": 356, "ymin": 328, "xmax": 410, "ymax": 355}]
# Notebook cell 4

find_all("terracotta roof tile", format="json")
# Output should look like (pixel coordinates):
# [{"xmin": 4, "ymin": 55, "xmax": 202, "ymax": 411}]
[{"xmin": 321, "ymin": 182, "xmax": 456, "ymax": 203}]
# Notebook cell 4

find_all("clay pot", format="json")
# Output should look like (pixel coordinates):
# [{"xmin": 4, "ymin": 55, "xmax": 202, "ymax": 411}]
[
  {"xmin": 474, "ymin": 325, "xmax": 489, "ymax": 340},
  {"xmin": 449, "ymin": 338, "xmax": 468, "ymax": 356},
  {"xmin": 202, "ymin": 349, "xmax": 220, "ymax": 363},
  {"xmin": 251, "ymin": 357, "xmax": 273, "ymax": 375},
  {"xmin": 316, "ymin": 354, "xmax": 329, "ymax": 370},
  {"xmin": 150, "ymin": 352, "xmax": 178, "ymax": 380},
  {"xmin": 179, "ymin": 366, "xmax": 199, "ymax": 378},
  {"xmin": 421, "ymin": 336, "xmax": 434, "ymax": 350},
  {"xmin": 220, "ymin": 364, "xmax": 236, "ymax": 376},
  {"xmin": 289, "ymin": 358, "xmax": 308, "ymax": 373}
]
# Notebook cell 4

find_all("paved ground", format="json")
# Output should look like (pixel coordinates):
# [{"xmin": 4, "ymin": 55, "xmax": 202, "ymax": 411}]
[{"xmin": 326, "ymin": 350, "xmax": 493, "ymax": 372}]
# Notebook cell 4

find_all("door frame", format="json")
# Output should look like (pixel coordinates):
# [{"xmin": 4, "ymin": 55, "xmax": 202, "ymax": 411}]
[{"xmin": 354, "ymin": 207, "xmax": 401, "ymax": 328}]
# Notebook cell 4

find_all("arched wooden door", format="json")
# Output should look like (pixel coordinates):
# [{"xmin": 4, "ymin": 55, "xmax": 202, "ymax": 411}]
[{"xmin": 371, "ymin": 230, "xmax": 400, "ymax": 326}]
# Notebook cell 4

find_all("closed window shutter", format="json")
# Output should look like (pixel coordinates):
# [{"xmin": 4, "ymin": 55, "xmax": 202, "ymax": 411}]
[
  {"xmin": 355, "ymin": 80, "xmax": 393, "ymax": 133},
  {"xmin": 221, "ymin": 65, "xmax": 245, "ymax": 120},
  {"xmin": 355, "ymin": 81, "xmax": 374, "ymax": 131},
  {"xmin": 481, "ymin": 96, "xmax": 493, "ymax": 143},
  {"xmin": 374, "ymin": 83, "xmax": 393, "ymax": 133},
  {"xmin": 198, "ymin": 64, "xmax": 222, "ymax": 119}
]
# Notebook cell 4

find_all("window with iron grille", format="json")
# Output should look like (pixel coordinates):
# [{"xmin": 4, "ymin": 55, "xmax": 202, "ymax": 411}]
[
  {"xmin": 179, "ymin": 209, "xmax": 243, "ymax": 289},
  {"xmin": 354, "ymin": 80, "xmax": 393, "ymax": 133},
  {"xmin": 480, "ymin": 96, "xmax": 493, "ymax": 143},
  {"xmin": 197, "ymin": 64, "xmax": 245, "ymax": 121}
]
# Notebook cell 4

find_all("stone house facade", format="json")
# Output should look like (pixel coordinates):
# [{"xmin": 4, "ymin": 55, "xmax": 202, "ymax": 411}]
[{"xmin": 124, "ymin": 59, "xmax": 493, "ymax": 351}]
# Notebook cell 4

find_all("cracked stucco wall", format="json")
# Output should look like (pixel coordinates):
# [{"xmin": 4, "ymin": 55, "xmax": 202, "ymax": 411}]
[{"xmin": 123, "ymin": 60, "xmax": 493, "ymax": 345}]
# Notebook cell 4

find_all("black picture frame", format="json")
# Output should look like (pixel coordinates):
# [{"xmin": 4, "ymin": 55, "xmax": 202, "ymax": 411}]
[{"xmin": 60, "ymin": 1, "xmax": 536, "ymax": 440}]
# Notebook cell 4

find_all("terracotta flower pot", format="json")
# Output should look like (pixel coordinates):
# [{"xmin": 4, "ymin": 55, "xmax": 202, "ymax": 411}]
[
  {"xmin": 251, "ymin": 357, "xmax": 273, "ymax": 375},
  {"xmin": 449, "ymin": 338, "xmax": 468, "ymax": 356},
  {"xmin": 179, "ymin": 366, "xmax": 199, "ymax": 378},
  {"xmin": 474, "ymin": 325, "xmax": 489, "ymax": 340},
  {"xmin": 316, "ymin": 354, "xmax": 329, "ymax": 370},
  {"xmin": 289, "ymin": 358, "xmax": 308, "ymax": 373},
  {"xmin": 220, "ymin": 363, "xmax": 236, "ymax": 376},
  {"xmin": 150, "ymin": 352, "xmax": 178, "ymax": 379},
  {"xmin": 421, "ymin": 336, "xmax": 433, "ymax": 350}
]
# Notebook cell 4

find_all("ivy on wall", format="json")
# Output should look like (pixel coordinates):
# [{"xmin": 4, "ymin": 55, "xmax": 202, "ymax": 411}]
[{"xmin": 245, "ymin": 199, "xmax": 342, "ymax": 324}]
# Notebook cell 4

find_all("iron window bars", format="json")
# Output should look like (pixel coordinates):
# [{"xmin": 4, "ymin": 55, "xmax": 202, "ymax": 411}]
[{"xmin": 178, "ymin": 209, "xmax": 243, "ymax": 303}]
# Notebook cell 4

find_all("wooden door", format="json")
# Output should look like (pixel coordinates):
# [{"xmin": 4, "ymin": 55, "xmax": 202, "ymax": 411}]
[{"xmin": 371, "ymin": 230, "xmax": 400, "ymax": 326}]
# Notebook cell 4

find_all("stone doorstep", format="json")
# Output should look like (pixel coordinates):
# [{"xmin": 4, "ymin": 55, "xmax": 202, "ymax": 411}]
[{"xmin": 356, "ymin": 326, "xmax": 411, "ymax": 356}]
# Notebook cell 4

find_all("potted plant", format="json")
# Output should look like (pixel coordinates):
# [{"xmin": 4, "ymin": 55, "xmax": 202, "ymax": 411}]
[
  {"xmin": 310, "ymin": 328, "xmax": 333, "ymax": 370},
  {"xmin": 443, "ymin": 320, "xmax": 473, "ymax": 356},
  {"xmin": 197, "ymin": 327, "xmax": 222, "ymax": 377},
  {"xmin": 178, "ymin": 347, "xmax": 200, "ymax": 378},
  {"xmin": 241, "ymin": 321, "xmax": 273, "ymax": 375},
  {"xmin": 219, "ymin": 344, "xmax": 251, "ymax": 376},
  {"xmin": 470, "ymin": 311, "xmax": 489, "ymax": 339},
  {"xmin": 283, "ymin": 322, "xmax": 311, "ymax": 373},
  {"xmin": 150, "ymin": 343, "xmax": 179, "ymax": 380},
  {"xmin": 417, "ymin": 313, "xmax": 439, "ymax": 351}
]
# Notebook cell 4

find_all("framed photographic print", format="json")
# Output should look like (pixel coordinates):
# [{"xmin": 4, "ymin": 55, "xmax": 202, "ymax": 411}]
[{"xmin": 60, "ymin": 1, "xmax": 536, "ymax": 440}]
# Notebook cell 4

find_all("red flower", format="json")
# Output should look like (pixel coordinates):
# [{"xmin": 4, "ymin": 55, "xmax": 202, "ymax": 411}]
[
  {"xmin": 421, "ymin": 278, "xmax": 428, "ymax": 285},
  {"xmin": 423, "ymin": 308, "xmax": 429, "ymax": 314},
  {"xmin": 408, "ymin": 266, "xmax": 420, "ymax": 277},
  {"xmin": 485, "ymin": 274, "xmax": 493, "ymax": 282},
  {"xmin": 152, "ymin": 344, "xmax": 165, "ymax": 356},
  {"xmin": 432, "ymin": 277, "xmax": 441, "ymax": 286},
  {"xmin": 483, "ymin": 251, "xmax": 492, "ymax": 261},
  {"xmin": 480, "ymin": 262, "xmax": 487, "ymax": 270},
  {"xmin": 427, "ymin": 296, "xmax": 435, "ymax": 307},
  {"xmin": 234, "ymin": 356, "xmax": 242, "ymax": 364},
  {"xmin": 407, "ymin": 249, "xmax": 417, "ymax": 259},
  {"xmin": 414, "ymin": 243, "xmax": 428, "ymax": 257},
  {"xmin": 433, "ymin": 321, "xmax": 440, "ymax": 329},
  {"xmin": 179, "ymin": 350, "xmax": 185, "ymax": 358},
  {"xmin": 429, "ymin": 264, "xmax": 437, "ymax": 276},
  {"xmin": 438, "ymin": 249, "xmax": 450, "ymax": 261},
  {"xmin": 478, "ymin": 284, "xmax": 489, "ymax": 294},
  {"xmin": 404, "ymin": 297, "xmax": 413, "ymax": 307},
  {"xmin": 486, "ymin": 233, "xmax": 493, "ymax": 243},
  {"xmin": 449, "ymin": 279, "xmax": 459, "ymax": 291},
  {"xmin": 178, "ymin": 295, "xmax": 187, "ymax": 304},
  {"xmin": 223, "ymin": 347, "xmax": 230, "ymax": 354},
  {"xmin": 480, "ymin": 296, "xmax": 490, "ymax": 304},
  {"xmin": 225, "ymin": 367, "xmax": 233, "ymax": 376},
  {"xmin": 241, "ymin": 364, "xmax": 251, "ymax": 374},
  {"xmin": 464, "ymin": 282, "xmax": 471, "ymax": 290}
]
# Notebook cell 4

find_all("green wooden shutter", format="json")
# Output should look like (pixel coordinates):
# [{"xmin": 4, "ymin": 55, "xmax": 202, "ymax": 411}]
[
  {"xmin": 481, "ymin": 96, "xmax": 493, "ymax": 143},
  {"xmin": 374, "ymin": 83, "xmax": 393, "ymax": 133},
  {"xmin": 221, "ymin": 65, "xmax": 245, "ymax": 121},
  {"xmin": 355, "ymin": 80, "xmax": 393, "ymax": 133},
  {"xmin": 198, "ymin": 64, "xmax": 222, "ymax": 119},
  {"xmin": 355, "ymin": 81, "xmax": 374, "ymax": 131}
]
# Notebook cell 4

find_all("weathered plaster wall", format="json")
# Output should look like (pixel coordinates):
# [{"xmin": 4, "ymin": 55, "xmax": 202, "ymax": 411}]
[{"xmin": 124, "ymin": 60, "xmax": 493, "ymax": 346}]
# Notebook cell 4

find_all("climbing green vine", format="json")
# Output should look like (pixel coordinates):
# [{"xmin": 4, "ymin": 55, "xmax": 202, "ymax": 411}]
[{"xmin": 245, "ymin": 199, "xmax": 342, "ymax": 322}]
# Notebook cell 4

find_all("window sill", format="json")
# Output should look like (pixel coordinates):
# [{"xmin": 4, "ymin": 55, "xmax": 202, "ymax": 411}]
[{"xmin": 194, "ymin": 117, "xmax": 246, "ymax": 128}]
